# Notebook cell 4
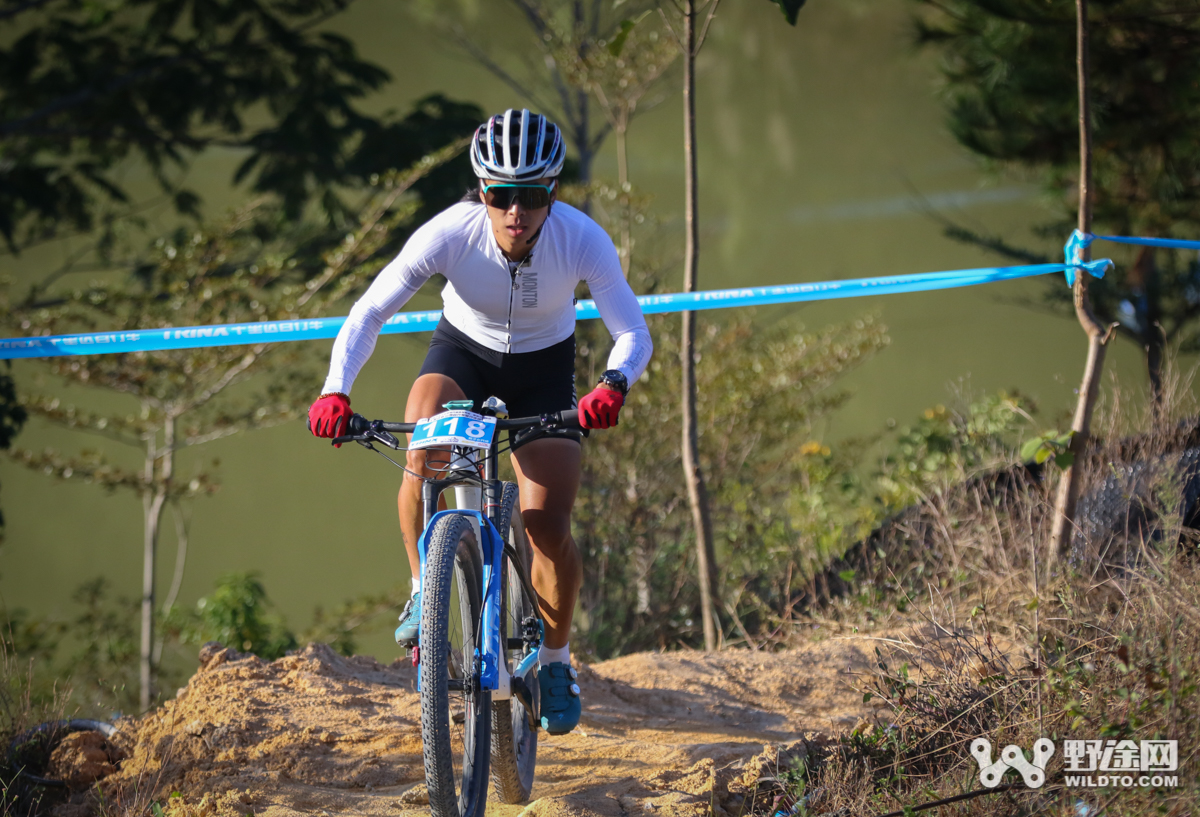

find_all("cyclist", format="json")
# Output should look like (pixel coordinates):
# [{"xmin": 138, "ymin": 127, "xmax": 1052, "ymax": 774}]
[{"xmin": 307, "ymin": 109, "xmax": 652, "ymax": 735}]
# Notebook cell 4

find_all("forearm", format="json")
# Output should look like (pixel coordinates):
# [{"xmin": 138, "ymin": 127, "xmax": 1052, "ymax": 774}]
[
  {"xmin": 320, "ymin": 250, "xmax": 432, "ymax": 395},
  {"xmin": 321, "ymin": 301, "xmax": 389, "ymax": 395},
  {"xmin": 605, "ymin": 324, "xmax": 653, "ymax": 385}
]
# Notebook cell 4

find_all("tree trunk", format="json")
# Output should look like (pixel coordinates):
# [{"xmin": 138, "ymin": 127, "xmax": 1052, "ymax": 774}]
[
  {"xmin": 615, "ymin": 114, "xmax": 632, "ymax": 277},
  {"xmin": 1146, "ymin": 328, "xmax": 1164, "ymax": 413},
  {"xmin": 573, "ymin": 0, "xmax": 594, "ymax": 213},
  {"xmin": 1049, "ymin": 0, "xmax": 1111, "ymax": 566},
  {"xmin": 154, "ymin": 500, "xmax": 191, "ymax": 666},
  {"xmin": 625, "ymin": 464, "xmax": 653, "ymax": 615},
  {"xmin": 139, "ymin": 412, "xmax": 174, "ymax": 712},
  {"xmin": 1130, "ymin": 247, "xmax": 1165, "ymax": 412},
  {"xmin": 680, "ymin": 0, "xmax": 720, "ymax": 651}
]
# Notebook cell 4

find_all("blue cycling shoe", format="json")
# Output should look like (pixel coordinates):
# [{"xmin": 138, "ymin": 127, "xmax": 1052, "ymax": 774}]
[
  {"xmin": 395, "ymin": 592, "xmax": 421, "ymax": 646},
  {"xmin": 538, "ymin": 662, "xmax": 581, "ymax": 734}
]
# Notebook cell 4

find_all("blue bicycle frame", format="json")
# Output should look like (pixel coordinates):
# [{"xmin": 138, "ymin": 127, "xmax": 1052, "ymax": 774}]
[
  {"xmin": 335, "ymin": 407, "xmax": 576, "ymax": 704},
  {"xmin": 410, "ymin": 436, "xmax": 543, "ymax": 704},
  {"xmin": 415, "ymin": 507, "xmax": 515, "ymax": 694}
]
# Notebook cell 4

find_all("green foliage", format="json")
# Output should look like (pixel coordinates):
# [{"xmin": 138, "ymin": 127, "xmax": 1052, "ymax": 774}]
[
  {"xmin": 768, "ymin": 0, "xmax": 808, "ymax": 26},
  {"xmin": 0, "ymin": 367, "xmax": 26, "ymax": 452},
  {"xmin": 875, "ymin": 391, "xmax": 1035, "ymax": 509},
  {"xmin": 0, "ymin": 639, "xmax": 70, "ymax": 817},
  {"xmin": 7, "ymin": 143, "xmax": 462, "ymax": 515},
  {"xmin": 573, "ymin": 310, "xmax": 889, "ymax": 656},
  {"xmin": 3, "ymin": 577, "xmax": 141, "ymax": 713},
  {"xmin": 2, "ymin": 572, "xmax": 297, "ymax": 715},
  {"xmin": 1020, "ymin": 429, "xmax": 1075, "ymax": 468},
  {"xmin": 916, "ymin": 0, "xmax": 1200, "ymax": 385},
  {"xmin": 345, "ymin": 94, "xmax": 484, "ymax": 231},
  {"xmin": 0, "ymin": 609, "xmax": 64, "ymax": 667},
  {"xmin": 3, "ymin": 141, "xmax": 466, "ymax": 706},
  {"xmin": 67, "ymin": 578, "xmax": 140, "ymax": 711},
  {"xmin": 303, "ymin": 584, "xmax": 412, "ymax": 657},
  {"xmin": 0, "ymin": 0, "xmax": 481, "ymax": 249},
  {"xmin": 0, "ymin": 364, "xmax": 28, "ymax": 533},
  {"xmin": 607, "ymin": 11, "xmax": 652, "ymax": 57},
  {"xmin": 6, "ymin": 136, "xmax": 466, "ymax": 500},
  {"xmin": 176, "ymin": 572, "xmax": 297, "ymax": 660},
  {"xmin": 426, "ymin": 1, "xmax": 675, "ymax": 186}
]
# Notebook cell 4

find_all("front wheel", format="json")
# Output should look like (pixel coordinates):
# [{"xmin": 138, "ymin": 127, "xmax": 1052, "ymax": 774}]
[
  {"xmin": 421, "ymin": 514, "xmax": 491, "ymax": 817},
  {"xmin": 489, "ymin": 482, "xmax": 540, "ymax": 803}
]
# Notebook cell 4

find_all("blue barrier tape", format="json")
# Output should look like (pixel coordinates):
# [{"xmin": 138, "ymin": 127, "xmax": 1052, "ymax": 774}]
[
  {"xmin": 1097, "ymin": 234, "xmax": 1200, "ymax": 251},
  {"xmin": 573, "ymin": 261, "xmax": 1106, "ymax": 320},
  {"xmin": 1063, "ymin": 230, "xmax": 1114, "ymax": 287},
  {"xmin": 0, "ymin": 259, "xmax": 1109, "ymax": 360}
]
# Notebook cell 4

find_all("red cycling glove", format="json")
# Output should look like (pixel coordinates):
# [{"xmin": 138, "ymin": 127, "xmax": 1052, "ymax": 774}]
[
  {"xmin": 578, "ymin": 387, "xmax": 625, "ymax": 429},
  {"xmin": 308, "ymin": 393, "xmax": 352, "ymax": 446}
]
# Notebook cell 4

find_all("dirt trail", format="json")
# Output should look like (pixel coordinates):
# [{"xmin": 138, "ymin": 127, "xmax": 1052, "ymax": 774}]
[{"xmin": 96, "ymin": 635, "xmax": 882, "ymax": 817}]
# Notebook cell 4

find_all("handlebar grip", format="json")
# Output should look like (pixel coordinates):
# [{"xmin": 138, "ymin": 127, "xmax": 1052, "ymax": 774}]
[
  {"xmin": 554, "ymin": 408, "xmax": 582, "ymax": 430},
  {"xmin": 328, "ymin": 413, "xmax": 368, "ymax": 446}
]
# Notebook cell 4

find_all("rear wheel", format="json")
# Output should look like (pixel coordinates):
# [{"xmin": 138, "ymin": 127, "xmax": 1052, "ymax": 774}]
[
  {"xmin": 489, "ymin": 482, "xmax": 540, "ymax": 803},
  {"xmin": 421, "ymin": 514, "xmax": 490, "ymax": 817}
]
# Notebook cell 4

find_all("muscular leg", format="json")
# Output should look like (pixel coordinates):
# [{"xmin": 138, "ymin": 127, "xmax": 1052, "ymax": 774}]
[
  {"xmin": 398, "ymin": 374, "xmax": 467, "ymax": 581},
  {"xmin": 511, "ymin": 438, "xmax": 582, "ymax": 651}
]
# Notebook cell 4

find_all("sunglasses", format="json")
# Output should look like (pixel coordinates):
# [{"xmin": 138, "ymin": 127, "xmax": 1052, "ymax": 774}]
[{"xmin": 480, "ymin": 181, "xmax": 556, "ymax": 210}]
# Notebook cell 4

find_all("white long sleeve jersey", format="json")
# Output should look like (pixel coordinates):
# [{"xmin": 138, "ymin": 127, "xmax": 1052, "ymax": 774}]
[{"xmin": 322, "ymin": 201, "xmax": 652, "ymax": 396}]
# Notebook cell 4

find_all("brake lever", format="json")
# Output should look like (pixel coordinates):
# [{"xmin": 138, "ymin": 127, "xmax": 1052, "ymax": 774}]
[
  {"xmin": 365, "ymin": 427, "xmax": 401, "ymax": 449},
  {"xmin": 331, "ymin": 415, "xmax": 401, "ymax": 449}
]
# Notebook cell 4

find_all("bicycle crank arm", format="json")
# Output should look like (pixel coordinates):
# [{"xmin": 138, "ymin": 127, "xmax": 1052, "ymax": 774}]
[{"xmin": 510, "ymin": 676, "xmax": 539, "ymax": 731}]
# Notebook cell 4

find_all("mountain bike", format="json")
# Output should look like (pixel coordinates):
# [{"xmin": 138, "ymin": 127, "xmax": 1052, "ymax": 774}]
[{"xmin": 334, "ymin": 399, "xmax": 581, "ymax": 817}]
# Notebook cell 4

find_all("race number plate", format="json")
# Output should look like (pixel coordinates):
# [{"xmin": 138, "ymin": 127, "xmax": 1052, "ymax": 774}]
[{"xmin": 408, "ymin": 410, "xmax": 497, "ymax": 451}]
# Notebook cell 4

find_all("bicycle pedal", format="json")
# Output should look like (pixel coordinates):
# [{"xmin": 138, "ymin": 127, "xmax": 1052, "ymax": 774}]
[
  {"xmin": 410, "ymin": 646, "xmax": 419, "ymax": 667},
  {"xmin": 511, "ymin": 676, "xmax": 539, "ymax": 731}
]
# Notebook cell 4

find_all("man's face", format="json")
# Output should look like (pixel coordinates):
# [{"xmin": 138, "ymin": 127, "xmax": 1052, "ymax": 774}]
[{"xmin": 479, "ymin": 178, "xmax": 556, "ymax": 259}]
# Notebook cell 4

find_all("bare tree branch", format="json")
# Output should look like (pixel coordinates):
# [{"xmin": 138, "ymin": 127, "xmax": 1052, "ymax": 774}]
[
  {"xmin": 183, "ymin": 346, "xmax": 270, "ymax": 413},
  {"xmin": 179, "ymin": 410, "xmax": 301, "ymax": 449},
  {"xmin": 448, "ymin": 26, "xmax": 560, "ymax": 116},
  {"xmin": 294, "ymin": 139, "xmax": 469, "ymax": 311},
  {"xmin": 695, "ymin": 0, "xmax": 722, "ymax": 52},
  {"xmin": 658, "ymin": 6, "xmax": 686, "ymax": 51}
]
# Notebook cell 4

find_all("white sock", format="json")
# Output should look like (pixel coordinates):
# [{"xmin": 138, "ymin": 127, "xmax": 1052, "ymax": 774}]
[
  {"xmin": 539, "ymin": 643, "xmax": 570, "ymax": 666},
  {"xmin": 411, "ymin": 576, "xmax": 421, "ymax": 597}
]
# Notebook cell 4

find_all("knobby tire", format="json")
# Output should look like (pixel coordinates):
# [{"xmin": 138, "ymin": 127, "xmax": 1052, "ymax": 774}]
[
  {"xmin": 489, "ymin": 481, "xmax": 540, "ymax": 804},
  {"xmin": 421, "ymin": 514, "xmax": 490, "ymax": 817}
]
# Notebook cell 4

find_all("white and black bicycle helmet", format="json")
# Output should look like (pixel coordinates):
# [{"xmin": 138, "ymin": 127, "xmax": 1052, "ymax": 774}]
[{"xmin": 470, "ymin": 109, "xmax": 566, "ymax": 182}]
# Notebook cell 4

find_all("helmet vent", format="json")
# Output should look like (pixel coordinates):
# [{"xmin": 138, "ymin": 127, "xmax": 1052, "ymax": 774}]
[{"xmin": 470, "ymin": 108, "xmax": 566, "ymax": 182}]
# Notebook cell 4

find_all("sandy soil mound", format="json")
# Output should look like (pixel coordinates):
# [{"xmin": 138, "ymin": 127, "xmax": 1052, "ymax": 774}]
[
  {"xmin": 98, "ymin": 634, "xmax": 882, "ymax": 817},
  {"xmin": 47, "ymin": 731, "xmax": 125, "ymax": 790}
]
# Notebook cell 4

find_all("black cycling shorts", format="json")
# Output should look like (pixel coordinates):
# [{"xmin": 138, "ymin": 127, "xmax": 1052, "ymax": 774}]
[{"xmin": 418, "ymin": 317, "xmax": 581, "ymax": 443}]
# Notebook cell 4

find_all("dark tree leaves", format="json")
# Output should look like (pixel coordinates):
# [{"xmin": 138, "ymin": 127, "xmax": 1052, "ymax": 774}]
[
  {"xmin": 768, "ymin": 0, "xmax": 807, "ymax": 26},
  {"xmin": 0, "ymin": 363, "xmax": 28, "ymax": 530},
  {"xmin": 347, "ymin": 94, "xmax": 483, "ymax": 227},
  {"xmin": 0, "ymin": 0, "xmax": 480, "ymax": 249},
  {"xmin": 916, "ymin": 0, "xmax": 1200, "ymax": 392}
]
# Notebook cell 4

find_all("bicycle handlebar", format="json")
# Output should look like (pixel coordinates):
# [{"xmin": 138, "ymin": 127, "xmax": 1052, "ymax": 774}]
[{"xmin": 331, "ymin": 409, "xmax": 581, "ymax": 446}]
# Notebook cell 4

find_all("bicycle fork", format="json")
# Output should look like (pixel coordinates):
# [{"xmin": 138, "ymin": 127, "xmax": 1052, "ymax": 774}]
[
  {"xmin": 413, "ymin": 459, "xmax": 539, "ymax": 722},
  {"xmin": 413, "ymin": 504, "xmax": 517, "ymax": 699}
]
